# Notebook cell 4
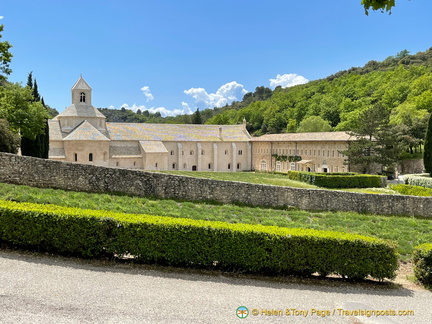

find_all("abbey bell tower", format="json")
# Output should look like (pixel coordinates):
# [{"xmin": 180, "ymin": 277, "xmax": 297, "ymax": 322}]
[{"xmin": 71, "ymin": 75, "xmax": 92, "ymax": 106}]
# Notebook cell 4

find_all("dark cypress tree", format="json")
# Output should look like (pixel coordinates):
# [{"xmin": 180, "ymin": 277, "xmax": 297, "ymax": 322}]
[
  {"xmin": 21, "ymin": 72, "xmax": 49, "ymax": 158},
  {"xmin": 26, "ymin": 71, "xmax": 33, "ymax": 88},
  {"xmin": 32, "ymin": 79, "xmax": 40, "ymax": 102},
  {"xmin": 423, "ymin": 114, "xmax": 432, "ymax": 174},
  {"xmin": 192, "ymin": 108, "xmax": 203, "ymax": 124}
]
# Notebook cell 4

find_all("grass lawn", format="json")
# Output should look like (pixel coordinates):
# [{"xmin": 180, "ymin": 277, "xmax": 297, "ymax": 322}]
[
  {"xmin": 158, "ymin": 171, "xmax": 398, "ymax": 195},
  {"xmin": 0, "ymin": 182, "xmax": 431, "ymax": 261},
  {"xmin": 158, "ymin": 171, "xmax": 318, "ymax": 188}
]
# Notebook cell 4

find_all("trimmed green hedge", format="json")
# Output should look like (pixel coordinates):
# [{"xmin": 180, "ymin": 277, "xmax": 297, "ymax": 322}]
[
  {"xmin": 0, "ymin": 200, "xmax": 398, "ymax": 280},
  {"xmin": 389, "ymin": 184, "xmax": 432, "ymax": 197},
  {"xmin": 403, "ymin": 174, "xmax": 432, "ymax": 189},
  {"xmin": 413, "ymin": 243, "xmax": 432, "ymax": 287},
  {"xmin": 287, "ymin": 171, "xmax": 385, "ymax": 188}
]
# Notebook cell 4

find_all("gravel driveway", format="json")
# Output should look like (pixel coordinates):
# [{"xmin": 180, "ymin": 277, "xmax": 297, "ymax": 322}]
[{"xmin": 0, "ymin": 249, "xmax": 430, "ymax": 324}]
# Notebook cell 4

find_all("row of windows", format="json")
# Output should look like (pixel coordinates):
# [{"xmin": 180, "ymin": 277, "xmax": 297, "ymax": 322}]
[
  {"xmin": 171, "ymin": 149, "xmax": 244, "ymax": 156},
  {"xmin": 255, "ymin": 148, "xmax": 344, "ymax": 158},
  {"xmin": 74, "ymin": 153, "xmax": 93, "ymax": 162},
  {"xmin": 260, "ymin": 160, "xmax": 345, "ymax": 173},
  {"xmin": 171, "ymin": 163, "xmax": 242, "ymax": 170}
]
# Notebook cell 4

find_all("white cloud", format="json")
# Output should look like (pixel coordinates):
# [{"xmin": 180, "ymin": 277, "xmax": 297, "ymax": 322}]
[
  {"xmin": 119, "ymin": 103, "xmax": 191, "ymax": 117},
  {"xmin": 269, "ymin": 74, "xmax": 309, "ymax": 89},
  {"xmin": 140, "ymin": 86, "xmax": 154, "ymax": 102},
  {"xmin": 0, "ymin": 16, "xmax": 4, "ymax": 20},
  {"xmin": 184, "ymin": 81, "xmax": 248, "ymax": 109}
]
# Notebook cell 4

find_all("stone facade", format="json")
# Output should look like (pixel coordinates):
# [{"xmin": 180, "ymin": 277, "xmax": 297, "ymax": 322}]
[
  {"xmin": 251, "ymin": 132, "xmax": 355, "ymax": 173},
  {"xmin": 48, "ymin": 77, "xmax": 252, "ymax": 172},
  {"xmin": 48, "ymin": 77, "xmax": 357, "ymax": 173},
  {"xmin": 0, "ymin": 153, "xmax": 431, "ymax": 217}
]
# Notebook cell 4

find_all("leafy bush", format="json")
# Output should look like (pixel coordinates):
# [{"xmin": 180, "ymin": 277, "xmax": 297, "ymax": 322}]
[
  {"xmin": 413, "ymin": 243, "xmax": 432, "ymax": 287},
  {"xmin": 287, "ymin": 171, "xmax": 385, "ymax": 188},
  {"xmin": 389, "ymin": 184, "xmax": 432, "ymax": 197},
  {"xmin": 0, "ymin": 199, "xmax": 398, "ymax": 280},
  {"xmin": 403, "ymin": 174, "xmax": 432, "ymax": 189}
]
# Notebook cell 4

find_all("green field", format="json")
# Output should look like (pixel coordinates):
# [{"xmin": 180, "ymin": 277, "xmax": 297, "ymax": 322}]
[
  {"xmin": 158, "ymin": 171, "xmax": 397, "ymax": 194},
  {"xmin": 159, "ymin": 171, "xmax": 318, "ymax": 188},
  {"xmin": 0, "ymin": 182, "xmax": 430, "ymax": 260}
]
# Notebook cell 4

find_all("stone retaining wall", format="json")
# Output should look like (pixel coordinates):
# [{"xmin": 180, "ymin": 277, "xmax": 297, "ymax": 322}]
[{"xmin": 0, "ymin": 153, "xmax": 431, "ymax": 217}]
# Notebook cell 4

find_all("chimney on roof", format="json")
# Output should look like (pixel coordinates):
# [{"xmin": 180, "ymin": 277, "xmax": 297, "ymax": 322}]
[
  {"xmin": 219, "ymin": 126, "xmax": 223, "ymax": 140},
  {"xmin": 242, "ymin": 117, "xmax": 247, "ymax": 130}
]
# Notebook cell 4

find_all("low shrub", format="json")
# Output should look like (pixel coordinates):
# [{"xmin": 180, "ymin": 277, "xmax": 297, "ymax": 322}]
[
  {"xmin": 287, "ymin": 171, "xmax": 385, "ymax": 188},
  {"xmin": 389, "ymin": 184, "xmax": 432, "ymax": 197},
  {"xmin": 413, "ymin": 243, "xmax": 432, "ymax": 287},
  {"xmin": 403, "ymin": 174, "xmax": 432, "ymax": 189},
  {"xmin": 0, "ymin": 199, "xmax": 398, "ymax": 281}
]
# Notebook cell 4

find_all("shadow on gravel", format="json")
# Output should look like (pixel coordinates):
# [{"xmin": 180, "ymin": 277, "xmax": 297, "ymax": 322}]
[{"xmin": 0, "ymin": 247, "xmax": 419, "ymax": 298}]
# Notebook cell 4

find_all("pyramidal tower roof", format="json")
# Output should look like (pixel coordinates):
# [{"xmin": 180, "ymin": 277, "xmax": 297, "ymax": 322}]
[{"xmin": 72, "ymin": 75, "xmax": 92, "ymax": 91}]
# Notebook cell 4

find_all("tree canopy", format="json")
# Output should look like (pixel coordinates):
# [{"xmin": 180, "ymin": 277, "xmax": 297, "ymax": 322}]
[
  {"xmin": 362, "ymin": 0, "xmax": 395, "ymax": 14},
  {"xmin": 296, "ymin": 116, "xmax": 332, "ymax": 133},
  {"xmin": 0, "ymin": 83, "xmax": 49, "ymax": 139},
  {"xmin": 0, "ymin": 25, "xmax": 12, "ymax": 82}
]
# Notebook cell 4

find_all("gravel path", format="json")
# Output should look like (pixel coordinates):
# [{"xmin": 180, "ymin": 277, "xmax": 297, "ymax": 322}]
[{"xmin": 0, "ymin": 249, "xmax": 430, "ymax": 324}]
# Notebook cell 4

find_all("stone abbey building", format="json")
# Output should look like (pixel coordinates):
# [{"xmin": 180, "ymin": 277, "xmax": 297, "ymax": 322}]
[{"xmin": 48, "ymin": 77, "xmax": 355, "ymax": 173}]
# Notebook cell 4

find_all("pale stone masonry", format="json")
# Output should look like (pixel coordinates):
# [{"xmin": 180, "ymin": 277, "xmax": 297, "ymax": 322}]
[
  {"xmin": 252, "ymin": 132, "xmax": 356, "ymax": 173},
  {"xmin": 48, "ymin": 77, "xmax": 356, "ymax": 172},
  {"xmin": 1, "ymin": 153, "xmax": 431, "ymax": 217},
  {"xmin": 49, "ymin": 77, "xmax": 252, "ymax": 172}
]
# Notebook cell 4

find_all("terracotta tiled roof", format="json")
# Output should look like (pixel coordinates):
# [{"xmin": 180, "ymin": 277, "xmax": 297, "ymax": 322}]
[
  {"xmin": 139, "ymin": 141, "xmax": 168, "ymax": 153},
  {"xmin": 106, "ymin": 123, "xmax": 250, "ymax": 142},
  {"xmin": 251, "ymin": 131, "xmax": 355, "ymax": 142},
  {"xmin": 63, "ymin": 121, "xmax": 110, "ymax": 141}
]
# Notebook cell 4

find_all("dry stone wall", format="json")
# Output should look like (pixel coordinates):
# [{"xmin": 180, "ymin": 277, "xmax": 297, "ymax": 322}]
[{"xmin": 0, "ymin": 153, "xmax": 431, "ymax": 217}]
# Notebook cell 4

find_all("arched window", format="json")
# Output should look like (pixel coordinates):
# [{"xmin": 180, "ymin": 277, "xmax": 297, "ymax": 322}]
[
  {"xmin": 224, "ymin": 149, "xmax": 228, "ymax": 155},
  {"xmin": 276, "ymin": 162, "xmax": 281, "ymax": 172},
  {"xmin": 89, "ymin": 153, "xmax": 93, "ymax": 162},
  {"xmin": 190, "ymin": 150, "xmax": 194, "ymax": 155},
  {"xmin": 170, "ymin": 150, "xmax": 175, "ymax": 155},
  {"xmin": 80, "ymin": 92, "xmax": 86, "ymax": 103},
  {"xmin": 74, "ymin": 153, "xmax": 78, "ymax": 162},
  {"xmin": 201, "ymin": 150, "xmax": 205, "ymax": 155},
  {"xmin": 237, "ymin": 163, "xmax": 241, "ymax": 170},
  {"xmin": 208, "ymin": 163, "xmax": 212, "ymax": 170},
  {"xmin": 172, "ymin": 163, "xmax": 176, "ymax": 169},
  {"xmin": 260, "ymin": 160, "xmax": 267, "ymax": 171},
  {"xmin": 155, "ymin": 162, "xmax": 158, "ymax": 168},
  {"xmin": 228, "ymin": 163, "xmax": 231, "ymax": 170},
  {"xmin": 238, "ymin": 150, "xmax": 243, "ymax": 155}
]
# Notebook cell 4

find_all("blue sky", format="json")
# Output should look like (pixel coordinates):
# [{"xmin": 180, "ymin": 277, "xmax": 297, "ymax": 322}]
[{"xmin": 1, "ymin": 1, "xmax": 432, "ymax": 116}]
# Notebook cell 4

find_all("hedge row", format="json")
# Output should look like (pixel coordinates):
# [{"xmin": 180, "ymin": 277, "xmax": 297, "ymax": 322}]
[
  {"xmin": 413, "ymin": 243, "xmax": 432, "ymax": 287},
  {"xmin": 403, "ymin": 174, "xmax": 432, "ymax": 189},
  {"xmin": 287, "ymin": 171, "xmax": 385, "ymax": 188},
  {"xmin": 389, "ymin": 184, "xmax": 432, "ymax": 197},
  {"xmin": 0, "ymin": 200, "xmax": 398, "ymax": 280}
]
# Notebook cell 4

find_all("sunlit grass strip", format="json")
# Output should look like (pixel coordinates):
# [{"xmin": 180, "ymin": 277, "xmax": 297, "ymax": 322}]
[
  {"xmin": 0, "ymin": 182, "xmax": 430, "ymax": 260},
  {"xmin": 0, "ymin": 199, "xmax": 398, "ymax": 281}
]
